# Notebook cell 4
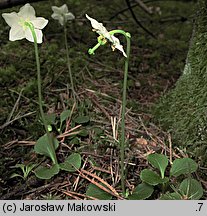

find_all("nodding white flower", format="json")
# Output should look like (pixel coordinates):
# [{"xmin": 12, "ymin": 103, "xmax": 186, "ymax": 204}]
[
  {"xmin": 86, "ymin": 14, "xmax": 127, "ymax": 57},
  {"xmin": 2, "ymin": 3, "xmax": 48, "ymax": 44},
  {"xmin": 51, "ymin": 4, "xmax": 75, "ymax": 26}
]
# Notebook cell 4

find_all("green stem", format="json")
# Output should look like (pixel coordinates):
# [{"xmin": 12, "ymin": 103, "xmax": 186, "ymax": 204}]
[
  {"xmin": 64, "ymin": 24, "xmax": 76, "ymax": 101},
  {"xmin": 27, "ymin": 23, "xmax": 58, "ymax": 164},
  {"xmin": 110, "ymin": 30, "xmax": 131, "ymax": 195}
]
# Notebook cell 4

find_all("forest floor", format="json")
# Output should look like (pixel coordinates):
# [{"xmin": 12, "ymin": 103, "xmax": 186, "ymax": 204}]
[{"xmin": 0, "ymin": 0, "xmax": 206, "ymax": 199}]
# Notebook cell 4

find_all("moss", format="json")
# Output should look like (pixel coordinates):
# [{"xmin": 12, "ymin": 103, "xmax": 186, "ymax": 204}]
[
  {"xmin": 154, "ymin": 0, "xmax": 207, "ymax": 165},
  {"xmin": 23, "ymin": 79, "xmax": 38, "ymax": 97},
  {"xmin": 0, "ymin": 65, "xmax": 17, "ymax": 85}
]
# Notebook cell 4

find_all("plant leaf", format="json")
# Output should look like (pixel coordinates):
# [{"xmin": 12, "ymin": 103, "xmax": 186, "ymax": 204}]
[
  {"xmin": 170, "ymin": 158, "xmax": 198, "ymax": 177},
  {"xmin": 147, "ymin": 153, "xmax": 168, "ymax": 179},
  {"xmin": 9, "ymin": 173, "xmax": 24, "ymax": 179},
  {"xmin": 10, "ymin": 164, "xmax": 25, "ymax": 169},
  {"xmin": 128, "ymin": 183, "xmax": 154, "ymax": 200},
  {"xmin": 34, "ymin": 134, "xmax": 59, "ymax": 164},
  {"xmin": 179, "ymin": 178, "xmax": 203, "ymax": 200},
  {"xmin": 35, "ymin": 164, "xmax": 60, "ymax": 179},
  {"xmin": 74, "ymin": 116, "xmax": 90, "ymax": 124},
  {"xmin": 78, "ymin": 129, "xmax": 88, "ymax": 137},
  {"xmin": 59, "ymin": 153, "xmax": 81, "ymax": 172},
  {"xmin": 160, "ymin": 192, "xmax": 182, "ymax": 200},
  {"xmin": 86, "ymin": 183, "xmax": 112, "ymax": 200},
  {"xmin": 140, "ymin": 169, "xmax": 168, "ymax": 186},
  {"xmin": 93, "ymin": 127, "xmax": 103, "ymax": 135},
  {"xmin": 60, "ymin": 110, "xmax": 71, "ymax": 124},
  {"xmin": 25, "ymin": 163, "xmax": 36, "ymax": 173}
]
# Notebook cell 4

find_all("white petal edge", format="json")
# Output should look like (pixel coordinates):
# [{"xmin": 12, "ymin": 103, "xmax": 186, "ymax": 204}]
[
  {"xmin": 65, "ymin": 13, "xmax": 75, "ymax": 21},
  {"xmin": 35, "ymin": 29, "xmax": 43, "ymax": 43},
  {"xmin": 114, "ymin": 44, "xmax": 127, "ymax": 57},
  {"xmin": 2, "ymin": 12, "xmax": 19, "ymax": 27},
  {"xmin": 31, "ymin": 17, "xmax": 48, "ymax": 29},
  {"xmin": 18, "ymin": 3, "xmax": 36, "ymax": 19},
  {"xmin": 85, "ymin": 14, "xmax": 112, "ymax": 40},
  {"xmin": 51, "ymin": 6, "xmax": 62, "ymax": 15},
  {"xmin": 111, "ymin": 35, "xmax": 127, "ymax": 57},
  {"xmin": 9, "ymin": 25, "xmax": 25, "ymax": 41},
  {"xmin": 61, "ymin": 4, "xmax": 69, "ymax": 14},
  {"xmin": 85, "ymin": 14, "xmax": 104, "ymax": 32}
]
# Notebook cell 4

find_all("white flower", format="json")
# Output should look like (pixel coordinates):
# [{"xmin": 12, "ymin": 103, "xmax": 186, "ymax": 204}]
[
  {"xmin": 51, "ymin": 4, "xmax": 75, "ymax": 26},
  {"xmin": 86, "ymin": 14, "xmax": 127, "ymax": 57},
  {"xmin": 2, "ymin": 3, "xmax": 48, "ymax": 44}
]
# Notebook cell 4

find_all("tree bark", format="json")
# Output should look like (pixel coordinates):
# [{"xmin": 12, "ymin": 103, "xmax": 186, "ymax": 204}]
[
  {"xmin": 0, "ymin": 0, "xmax": 46, "ymax": 9},
  {"xmin": 154, "ymin": 0, "xmax": 207, "ymax": 165}
]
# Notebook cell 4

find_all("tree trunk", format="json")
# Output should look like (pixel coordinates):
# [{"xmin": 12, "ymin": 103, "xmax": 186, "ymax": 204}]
[
  {"xmin": 0, "ymin": 0, "xmax": 46, "ymax": 9},
  {"xmin": 154, "ymin": 0, "xmax": 207, "ymax": 166}
]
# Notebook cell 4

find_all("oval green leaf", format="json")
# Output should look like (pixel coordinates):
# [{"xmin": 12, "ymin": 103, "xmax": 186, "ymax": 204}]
[
  {"xmin": 170, "ymin": 158, "xmax": 198, "ymax": 177},
  {"xmin": 74, "ymin": 116, "xmax": 90, "ymax": 124},
  {"xmin": 179, "ymin": 178, "xmax": 203, "ymax": 200},
  {"xmin": 140, "ymin": 169, "xmax": 168, "ymax": 186},
  {"xmin": 35, "ymin": 164, "xmax": 60, "ymax": 179},
  {"xmin": 59, "ymin": 153, "xmax": 81, "ymax": 172},
  {"xmin": 147, "ymin": 153, "xmax": 168, "ymax": 179},
  {"xmin": 160, "ymin": 192, "xmax": 182, "ymax": 200},
  {"xmin": 60, "ymin": 110, "xmax": 71, "ymax": 124},
  {"xmin": 86, "ymin": 183, "xmax": 112, "ymax": 200},
  {"xmin": 78, "ymin": 129, "xmax": 89, "ymax": 137},
  {"xmin": 34, "ymin": 134, "xmax": 59, "ymax": 164},
  {"xmin": 128, "ymin": 183, "xmax": 154, "ymax": 200}
]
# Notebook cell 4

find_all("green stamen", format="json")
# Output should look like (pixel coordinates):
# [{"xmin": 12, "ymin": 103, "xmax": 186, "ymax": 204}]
[{"xmin": 88, "ymin": 42, "xmax": 101, "ymax": 55}]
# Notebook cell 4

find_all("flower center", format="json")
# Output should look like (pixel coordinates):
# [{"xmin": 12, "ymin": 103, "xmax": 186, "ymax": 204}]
[
  {"xmin": 97, "ymin": 35, "xmax": 107, "ymax": 45},
  {"xmin": 18, "ymin": 18, "xmax": 32, "ymax": 30}
]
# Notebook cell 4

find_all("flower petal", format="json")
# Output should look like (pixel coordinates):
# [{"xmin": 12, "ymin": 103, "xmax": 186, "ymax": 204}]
[
  {"xmin": 65, "ymin": 12, "xmax": 75, "ymax": 21},
  {"xmin": 51, "ymin": 6, "xmax": 62, "ymax": 15},
  {"xmin": 111, "ymin": 35, "xmax": 127, "ymax": 57},
  {"xmin": 51, "ymin": 13, "xmax": 64, "ymax": 25},
  {"xmin": 52, "ymin": 4, "xmax": 69, "ymax": 15},
  {"xmin": 35, "ymin": 29, "xmax": 43, "ymax": 43},
  {"xmin": 9, "ymin": 25, "xmax": 25, "ymax": 41},
  {"xmin": 18, "ymin": 3, "xmax": 36, "ymax": 20},
  {"xmin": 60, "ymin": 4, "xmax": 69, "ymax": 14},
  {"xmin": 2, "ymin": 12, "xmax": 20, "ymax": 27},
  {"xmin": 85, "ymin": 14, "xmax": 109, "ymax": 36},
  {"xmin": 30, "ymin": 17, "xmax": 48, "ymax": 29},
  {"xmin": 25, "ymin": 28, "xmax": 43, "ymax": 43},
  {"xmin": 114, "ymin": 44, "xmax": 127, "ymax": 57}
]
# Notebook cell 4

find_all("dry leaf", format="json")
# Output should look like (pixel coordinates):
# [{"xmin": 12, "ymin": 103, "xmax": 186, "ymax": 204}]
[{"xmin": 136, "ymin": 137, "xmax": 148, "ymax": 146}]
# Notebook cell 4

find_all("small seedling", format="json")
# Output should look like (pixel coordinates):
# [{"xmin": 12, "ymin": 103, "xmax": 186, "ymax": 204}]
[{"xmin": 10, "ymin": 163, "xmax": 36, "ymax": 180}]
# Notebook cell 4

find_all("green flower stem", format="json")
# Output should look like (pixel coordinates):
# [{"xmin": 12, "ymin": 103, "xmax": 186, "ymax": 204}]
[
  {"xmin": 27, "ymin": 23, "xmax": 58, "ymax": 164},
  {"xmin": 64, "ymin": 24, "xmax": 76, "ymax": 101},
  {"xmin": 110, "ymin": 30, "xmax": 131, "ymax": 195},
  {"xmin": 88, "ymin": 29, "xmax": 131, "ymax": 195}
]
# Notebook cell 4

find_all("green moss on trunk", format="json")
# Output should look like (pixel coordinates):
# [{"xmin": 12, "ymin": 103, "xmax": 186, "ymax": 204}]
[{"xmin": 154, "ymin": 0, "xmax": 207, "ymax": 165}]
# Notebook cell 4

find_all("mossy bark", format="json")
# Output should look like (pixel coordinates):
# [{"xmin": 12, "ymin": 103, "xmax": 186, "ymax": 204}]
[{"xmin": 154, "ymin": 0, "xmax": 207, "ymax": 165}]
